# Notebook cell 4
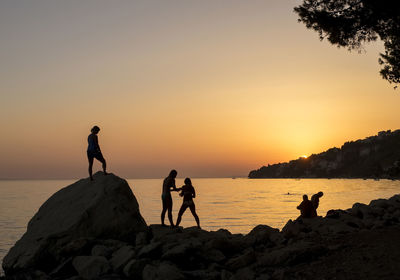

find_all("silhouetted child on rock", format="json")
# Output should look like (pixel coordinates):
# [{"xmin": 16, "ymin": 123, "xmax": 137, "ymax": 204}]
[{"xmin": 176, "ymin": 178, "xmax": 201, "ymax": 229}]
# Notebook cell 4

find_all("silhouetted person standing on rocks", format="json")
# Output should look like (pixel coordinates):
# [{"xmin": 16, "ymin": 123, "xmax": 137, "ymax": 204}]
[
  {"xmin": 87, "ymin": 126, "xmax": 107, "ymax": 181},
  {"xmin": 161, "ymin": 170, "xmax": 179, "ymax": 227},
  {"xmin": 297, "ymin": 194, "xmax": 314, "ymax": 218},
  {"xmin": 176, "ymin": 178, "xmax": 200, "ymax": 229},
  {"xmin": 311, "ymin": 191, "xmax": 324, "ymax": 216}
]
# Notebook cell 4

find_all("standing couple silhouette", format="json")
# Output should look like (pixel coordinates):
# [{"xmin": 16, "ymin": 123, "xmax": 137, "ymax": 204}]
[{"xmin": 161, "ymin": 170, "xmax": 201, "ymax": 229}]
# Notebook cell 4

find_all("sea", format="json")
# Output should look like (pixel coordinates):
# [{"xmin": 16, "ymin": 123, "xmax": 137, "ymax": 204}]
[{"xmin": 1, "ymin": 178, "xmax": 400, "ymax": 274}]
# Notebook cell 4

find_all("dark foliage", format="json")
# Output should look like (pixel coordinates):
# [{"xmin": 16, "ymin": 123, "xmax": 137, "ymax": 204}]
[
  {"xmin": 249, "ymin": 130, "xmax": 400, "ymax": 178},
  {"xmin": 294, "ymin": 0, "xmax": 400, "ymax": 84}
]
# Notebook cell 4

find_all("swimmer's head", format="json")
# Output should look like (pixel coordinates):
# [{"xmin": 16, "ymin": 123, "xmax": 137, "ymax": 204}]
[
  {"xmin": 169, "ymin": 169, "xmax": 177, "ymax": 178},
  {"xmin": 184, "ymin": 178, "xmax": 192, "ymax": 185},
  {"xmin": 91, "ymin": 126, "xmax": 100, "ymax": 134},
  {"xmin": 318, "ymin": 191, "xmax": 324, "ymax": 197}
]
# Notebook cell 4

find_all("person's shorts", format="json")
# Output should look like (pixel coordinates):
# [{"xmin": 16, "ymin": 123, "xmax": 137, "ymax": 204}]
[
  {"xmin": 87, "ymin": 150, "xmax": 105, "ymax": 161},
  {"xmin": 182, "ymin": 200, "xmax": 194, "ymax": 207},
  {"xmin": 162, "ymin": 193, "xmax": 173, "ymax": 208}
]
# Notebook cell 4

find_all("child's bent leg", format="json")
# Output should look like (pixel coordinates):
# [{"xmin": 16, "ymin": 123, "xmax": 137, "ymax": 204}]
[
  {"xmin": 189, "ymin": 204, "xmax": 200, "ymax": 229},
  {"xmin": 176, "ymin": 204, "xmax": 188, "ymax": 227}
]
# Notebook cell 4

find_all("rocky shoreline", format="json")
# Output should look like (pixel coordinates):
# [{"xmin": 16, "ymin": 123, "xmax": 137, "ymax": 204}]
[{"xmin": 2, "ymin": 173, "xmax": 400, "ymax": 279}]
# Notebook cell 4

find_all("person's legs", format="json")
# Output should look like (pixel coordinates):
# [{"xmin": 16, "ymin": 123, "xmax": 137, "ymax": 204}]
[
  {"xmin": 176, "ymin": 204, "xmax": 188, "ymax": 227},
  {"xmin": 167, "ymin": 201, "xmax": 174, "ymax": 227},
  {"xmin": 94, "ymin": 153, "xmax": 107, "ymax": 175},
  {"xmin": 88, "ymin": 154, "xmax": 94, "ymax": 181},
  {"xmin": 189, "ymin": 204, "xmax": 200, "ymax": 229},
  {"xmin": 100, "ymin": 157, "xmax": 107, "ymax": 175},
  {"xmin": 161, "ymin": 196, "xmax": 168, "ymax": 226}
]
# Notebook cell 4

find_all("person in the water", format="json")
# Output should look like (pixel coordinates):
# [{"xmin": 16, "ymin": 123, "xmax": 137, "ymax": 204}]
[
  {"xmin": 176, "ymin": 178, "xmax": 200, "ymax": 229},
  {"xmin": 87, "ymin": 126, "xmax": 107, "ymax": 181},
  {"xmin": 161, "ymin": 170, "xmax": 179, "ymax": 227}
]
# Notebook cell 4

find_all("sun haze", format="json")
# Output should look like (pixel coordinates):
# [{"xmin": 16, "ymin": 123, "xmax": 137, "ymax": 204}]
[{"xmin": 1, "ymin": 0, "xmax": 399, "ymax": 179}]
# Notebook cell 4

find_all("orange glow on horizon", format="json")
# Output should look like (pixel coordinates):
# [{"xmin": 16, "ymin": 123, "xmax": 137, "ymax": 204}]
[{"xmin": 1, "ymin": 1, "xmax": 400, "ymax": 179}]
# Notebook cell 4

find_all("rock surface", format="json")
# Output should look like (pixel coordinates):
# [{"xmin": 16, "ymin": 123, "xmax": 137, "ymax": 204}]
[
  {"xmin": 2, "ymin": 172, "xmax": 146, "ymax": 274},
  {"xmin": 110, "ymin": 245, "xmax": 136, "ymax": 272},
  {"xmin": 72, "ymin": 256, "xmax": 110, "ymax": 279}
]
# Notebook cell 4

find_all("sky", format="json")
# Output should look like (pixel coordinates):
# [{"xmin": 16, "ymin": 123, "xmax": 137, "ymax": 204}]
[{"xmin": 1, "ymin": 0, "xmax": 399, "ymax": 179}]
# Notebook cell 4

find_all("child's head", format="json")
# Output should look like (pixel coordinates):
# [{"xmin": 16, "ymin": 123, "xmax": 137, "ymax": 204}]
[{"xmin": 184, "ymin": 178, "xmax": 192, "ymax": 185}]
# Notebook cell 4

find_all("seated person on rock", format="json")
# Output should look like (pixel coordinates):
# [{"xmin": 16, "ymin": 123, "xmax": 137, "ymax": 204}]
[
  {"xmin": 176, "ymin": 178, "xmax": 201, "ymax": 229},
  {"xmin": 297, "ymin": 194, "xmax": 315, "ymax": 218},
  {"xmin": 311, "ymin": 191, "xmax": 324, "ymax": 216}
]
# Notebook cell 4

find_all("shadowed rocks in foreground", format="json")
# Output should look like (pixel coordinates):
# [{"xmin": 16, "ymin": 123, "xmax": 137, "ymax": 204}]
[
  {"xmin": 2, "ymin": 172, "xmax": 147, "ymax": 275},
  {"xmin": 2, "ymin": 174, "xmax": 400, "ymax": 279}
]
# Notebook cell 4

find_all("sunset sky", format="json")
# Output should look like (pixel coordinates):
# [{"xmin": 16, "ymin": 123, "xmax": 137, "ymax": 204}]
[{"xmin": 1, "ymin": 0, "xmax": 399, "ymax": 179}]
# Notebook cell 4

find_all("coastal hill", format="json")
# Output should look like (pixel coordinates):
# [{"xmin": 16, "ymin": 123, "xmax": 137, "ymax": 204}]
[{"xmin": 249, "ymin": 130, "xmax": 400, "ymax": 179}]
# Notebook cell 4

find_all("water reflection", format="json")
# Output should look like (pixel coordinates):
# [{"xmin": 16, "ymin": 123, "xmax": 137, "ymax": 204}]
[
  {"xmin": 0, "ymin": 178, "xmax": 399, "ymax": 273},
  {"xmin": 129, "ymin": 178, "xmax": 400, "ymax": 232}
]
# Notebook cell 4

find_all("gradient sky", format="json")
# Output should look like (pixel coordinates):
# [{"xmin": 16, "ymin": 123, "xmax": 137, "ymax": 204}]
[{"xmin": 1, "ymin": 0, "xmax": 399, "ymax": 179}]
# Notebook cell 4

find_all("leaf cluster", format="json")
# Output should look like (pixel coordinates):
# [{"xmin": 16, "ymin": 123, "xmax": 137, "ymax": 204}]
[{"xmin": 294, "ymin": 0, "xmax": 400, "ymax": 84}]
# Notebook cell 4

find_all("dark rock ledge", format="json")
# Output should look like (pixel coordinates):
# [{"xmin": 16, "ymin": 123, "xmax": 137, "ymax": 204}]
[{"xmin": 2, "ymin": 172, "xmax": 400, "ymax": 280}]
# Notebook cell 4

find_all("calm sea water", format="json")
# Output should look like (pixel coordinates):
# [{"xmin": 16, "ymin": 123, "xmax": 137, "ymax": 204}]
[{"xmin": 1, "ymin": 178, "xmax": 400, "ymax": 273}]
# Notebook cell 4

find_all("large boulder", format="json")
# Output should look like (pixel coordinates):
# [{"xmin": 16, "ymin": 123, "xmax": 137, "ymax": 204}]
[{"xmin": 2, "ymin": 172, "xmax": 147, "ymax": 275}]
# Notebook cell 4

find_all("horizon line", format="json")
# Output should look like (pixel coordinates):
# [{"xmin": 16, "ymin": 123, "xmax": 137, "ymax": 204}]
[{"xmin": 0, "ymin": 176, "xmax": 249, "ymax": 181}]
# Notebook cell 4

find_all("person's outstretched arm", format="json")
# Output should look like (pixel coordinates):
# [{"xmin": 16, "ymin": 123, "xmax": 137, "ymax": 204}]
[
  {"xmin": 192, "ymin": 187, "xmax": 196, "ymax": 198},
  {"xmin": 170, "ymin": 179, "xmax": 179, "ymax": 192}
]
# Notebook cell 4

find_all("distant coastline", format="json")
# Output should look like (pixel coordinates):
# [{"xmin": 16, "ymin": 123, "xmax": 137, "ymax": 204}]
[{"xmin": 249, "ymin": 130, "xmax": 400, "ymax": 179}]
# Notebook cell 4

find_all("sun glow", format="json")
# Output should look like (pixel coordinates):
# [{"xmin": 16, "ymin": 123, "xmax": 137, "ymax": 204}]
[{"xmin": 301, "ymin": 155, "xmax": 308, "ymax": 159}]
